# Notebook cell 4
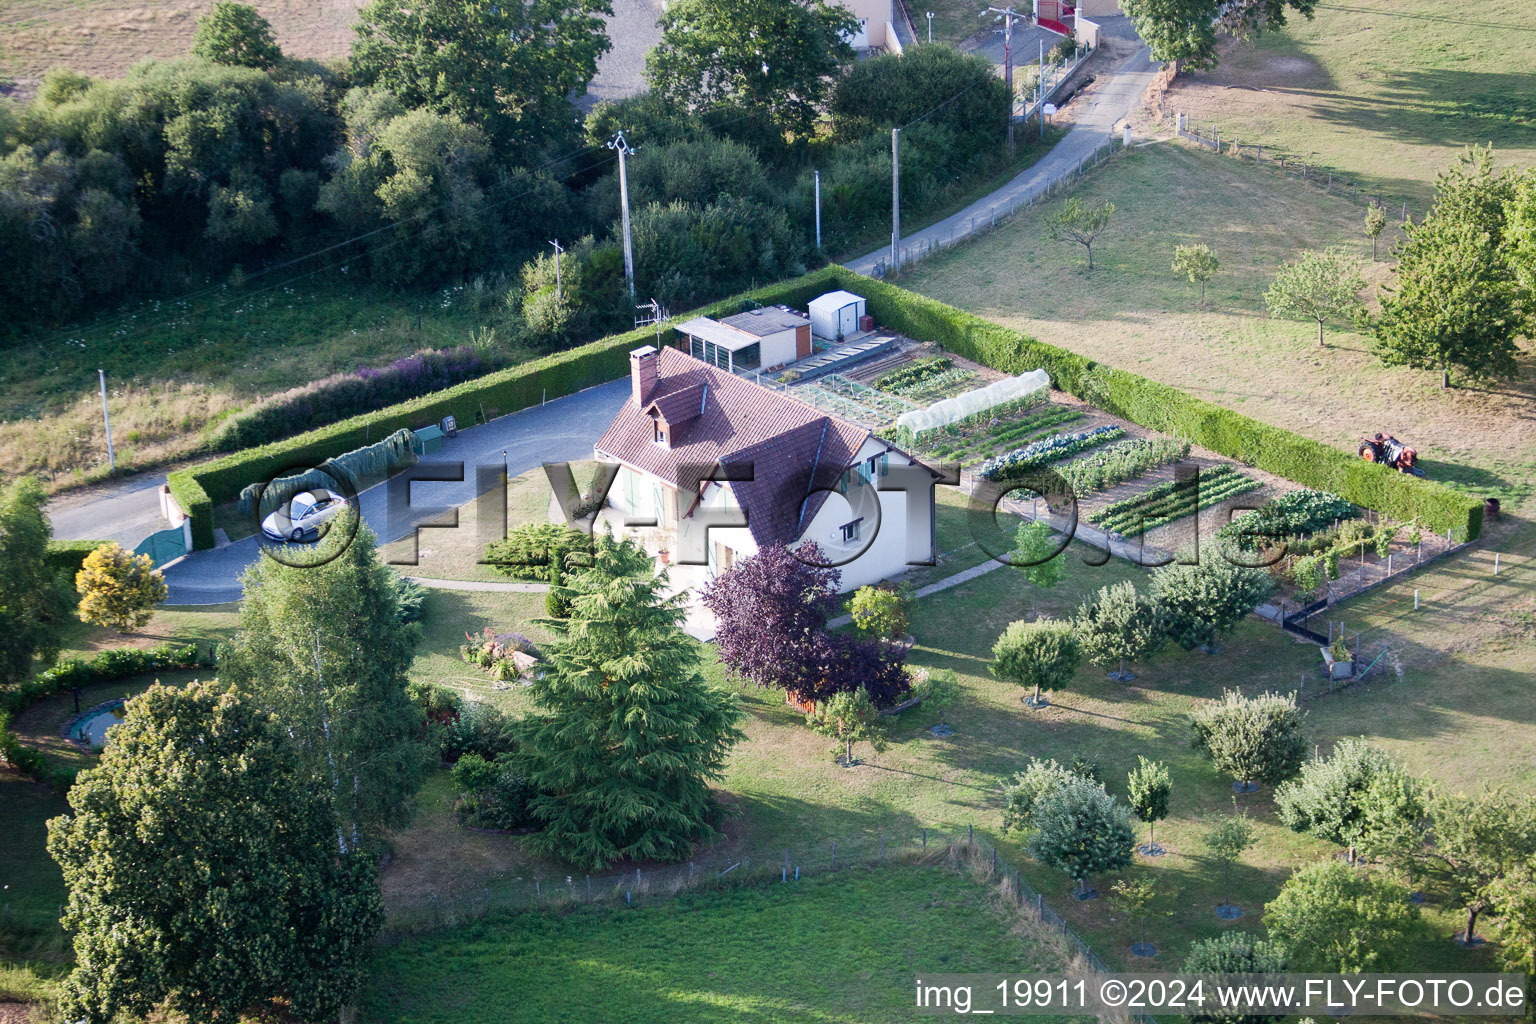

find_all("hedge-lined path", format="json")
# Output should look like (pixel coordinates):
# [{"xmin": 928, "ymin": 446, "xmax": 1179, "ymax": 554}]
[
  {"xmin": 157, "ymin": 379, "xmax": 629, "ymax": 605},
  {"xmin": 846, "ymin": 17, "xmax": 1156, "ymax": 277}
]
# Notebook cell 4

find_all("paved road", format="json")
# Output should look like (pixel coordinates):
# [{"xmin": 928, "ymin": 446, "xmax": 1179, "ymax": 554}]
[
  {"xmin": 49, "ymin": 472, "xmax": 169, "ymax": 549},
  {"xmin": 159, "ymin": 379, "xmax": 629, "ymax": 605},
  {"xmin": 847, "ymin": 18, "xmax": 1157, "ymax": 276}
]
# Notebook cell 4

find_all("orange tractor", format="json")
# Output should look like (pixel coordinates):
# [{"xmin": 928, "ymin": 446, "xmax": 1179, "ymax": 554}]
[{"xmin": 1359, "ymin": 433, "xmax": 1424, "ymax": 476}]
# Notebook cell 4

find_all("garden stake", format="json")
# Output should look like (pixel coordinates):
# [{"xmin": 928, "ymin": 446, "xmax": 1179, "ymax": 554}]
[
  {"xmin": 535, "ymin": 880, "xmax": 540, "ymax": 909},
  {"xmin": 586, "ymin": 875, "xmax": 591, "ymax": 902},
  {"xmin": 832, "ymin": 841, "xmax": 836, "ymax": 869},
  {"xmin": 1415, "ymin": 590, "xmax": 1420, "ymax": 610},
  {"xmin": 1495, "ymin": 553, "xmax": 1500, "ymax": 575}
]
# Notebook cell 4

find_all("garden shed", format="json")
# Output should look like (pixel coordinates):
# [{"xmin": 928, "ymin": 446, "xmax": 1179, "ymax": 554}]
[{"xmin": 809, "ymin": 291, "xmax": 867, "ymax": 342}]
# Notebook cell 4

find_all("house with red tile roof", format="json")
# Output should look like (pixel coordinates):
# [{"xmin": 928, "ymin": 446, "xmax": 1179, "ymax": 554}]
[{"xmin": 594, "ymin": 346, "xmax": 941, "ymax": 607}]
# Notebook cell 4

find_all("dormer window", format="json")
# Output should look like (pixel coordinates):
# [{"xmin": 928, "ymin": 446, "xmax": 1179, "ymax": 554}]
[{"xmin": 652, "ymin": 419, "xmax": 667, "ymax": 445}]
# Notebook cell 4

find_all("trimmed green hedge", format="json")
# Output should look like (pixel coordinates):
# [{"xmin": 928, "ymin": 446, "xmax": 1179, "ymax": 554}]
[
  {"xmin": 170, "ymin": 263, "xmax": 1481, "ymax": 548},
  {"xmin": 169, "ymin": 269, "xmax": 844, "ymax": 549},
  {"xmin": 848, "ymin": 272, "xmax": 1483, "ymax": 541},
  {"xmin": 46, "ymin": 539, "xmax": 108, "ymax": 576}
]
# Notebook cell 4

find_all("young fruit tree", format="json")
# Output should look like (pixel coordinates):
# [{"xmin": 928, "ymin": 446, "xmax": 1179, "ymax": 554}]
[
  {"xmin": 1149, "ymin": 554, "xmax": 1274, "ymax": 654},
  {"xmin": 990, "ymin": 617, "xmax": 1081, "ymax": 708},
  {"xmin": 0, "ymin": 477, "xmax": 75, "ymax": 682},
  {"xmin": 1421, "ymin": 789, "xmax": 1536, "ymax": 946},
  {"xmin": 1264, "ymin": 247, "xmax": 1367, "ymax": 347},
  {"xmin": 1012, "ymin": 519, "xmax": 1067, "ymax": 617},
  {"xmin": 1111, "ymin": 874, "xmax": 1173, "ymax": 957},
  {"xmin": 75, "ymin": 542, "xmax": 168, "ymax": 633},
  {"xmin": 1355, "ymin": 767, "xmax": 1430, "ymax": 883},
  {"xmin": 1488, "ymin": 861, "xmax": 1536, "ymax": 976},
  {"xmin": 217, "ymin": 512, "xmax": 426, "ymax": 847},
  {"xmin": 1127, "ymin": 756, "xmax": 1172, "ymax": 855},
  {"xmin": 1263, "ymin": 859, "xmax": 1420, "ymax": 972},
  {"xmin": 520, "ymin": 534, "xmax": 745, "ymax": 869},
  {"xmin": 1183, "ymin": 932, "xmax": 1289, "ymax": 1024},
  {"xmin": 1047, "ymin": 197, "xmax": 1116, "ymax": 271},
  {"xmin": 1073, "ymin": 580, "xmax": 1164, "ymax": 682},
  {"xmin": 808, "ymin": 686, "xmax": 886, "ymax": 766},
  {"xmin": 45, "ymin": 681, "xmax": 381, "ymax": 1024},
  {"xmin": 701, "ymin": 542, "xmax": 841, "ymax": 702},
  {"xmin": 1274, "ymin": 738, "xmax": 1403, "ymax": 862},
  {"xmin": 1171, "ymin": 243, "xmax": 1220, "ymax": 303},
  {"xmin": 847, "ymin": 583, "xmax": 911, "ymax": 641},
  {"xmin": 1026, "ymin": 776, "xmax": 1136, "ymax": 898},
  {"xmin": 1364, "ymin": 204, "xmax": 1387, "ymax": 260},
  {"xmin": 1190, "ymin": 688, "xmax": 1307, "ymax": 791},
  {"xmin": 1202, "ymin": 810, "xmax": 1255, "ymax": 917},
  {"xmin": 1001, "ymin": 756, "xmax": 1094, "ymax": 833}
]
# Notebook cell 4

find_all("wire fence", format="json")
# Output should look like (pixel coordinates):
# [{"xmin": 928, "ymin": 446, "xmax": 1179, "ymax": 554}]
[
  {"xmin": 380, "ymin": 823, "xmax": 1156, "ymax": 1021},
  {"xmin": 1175, "ymin": 114, "xmax": 1421, "ymax": 224}
]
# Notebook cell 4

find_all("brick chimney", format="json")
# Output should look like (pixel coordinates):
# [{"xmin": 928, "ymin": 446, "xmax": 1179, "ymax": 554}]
[{"xmin": 630, "ymin": 345, "xmax": 659, "ymax": 409}]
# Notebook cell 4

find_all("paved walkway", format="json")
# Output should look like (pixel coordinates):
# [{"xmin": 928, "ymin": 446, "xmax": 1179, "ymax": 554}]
[
  {"xmin": 846, "ymin": 17, "xmax": 1157, "ymax": 276},
  {"xmin": 160, "ymin": 379, "xmax": 629, "ymax": 605}
]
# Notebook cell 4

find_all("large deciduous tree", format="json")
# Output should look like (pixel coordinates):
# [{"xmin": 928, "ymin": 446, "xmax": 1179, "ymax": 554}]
[
  {"xmin": 1191, "ymin": 688, "xmax": 1306, "ymax": 790},
  {"xmin": 1149, "ymin": 554, "xmax": 1274, "ymax": 654},
  {"xmin": 645, "ymin": 0, "xmax": 857, "ymax": 139},
  {"xmin": 1264, "ymin": 859, "xmax": 1420, "ymax": 972},
  {"xmin": 520, "ymin": 534, "xmax": 744, "ymax": 869},
  {"xmin": 1264, "ymin": 247, "xmax": 1367, "ymax": 347},
  {"xmin": 217, "ymin": 512, "xmax": 427, "ymax": 848},
  {"xmin": 829, "ymin": 45, "xmax": 1009, "ymax": 160},
  {"xmin": 192, "ymin": 2, "xmax": 283, "ymax": 68},
  {"xmin": 990, "ymin": 618, "xmax": 1080, "ymax": 707},
  {"xmin": 1120, "ymin": 0, "xmax": 1315, "ymax": 71},
  {"xmin": 1073, "ymin": 580, "xmax": 1164, "ymax": 682},
  {"xmin": 0, "ymin": 478, "xmax": 74, "ymax": 684},
  {"xmin": 1422, "ymin": 789, "xmax": 1536, "ymax": 946},
  {"xmin": 46, "ymin": 681, "xmax": 381, "ymax": 1024},
  {"xmin": 1374, "ymin": 166, "xmax": 1529, "ymax": 387},
  {"xmin": 350, "ymin": 0, "xmax": 611, "ymax": 153}
]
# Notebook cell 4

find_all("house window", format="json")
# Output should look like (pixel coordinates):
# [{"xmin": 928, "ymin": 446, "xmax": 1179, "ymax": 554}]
[
  {"xmin": 840, "ymin": 519, "xmax": 862, "ymax": 544},
  {"xmin": 652, "ymin": 419, "xmax": 666, "ymax": 445}
]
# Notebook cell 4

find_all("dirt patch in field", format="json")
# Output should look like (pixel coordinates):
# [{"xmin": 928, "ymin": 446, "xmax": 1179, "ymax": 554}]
[{"xmin": 0, "ymin": 0, "xmax": 364, "ymax": 98}]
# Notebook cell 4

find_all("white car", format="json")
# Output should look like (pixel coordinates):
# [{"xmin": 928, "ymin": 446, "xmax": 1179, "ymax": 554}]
[{"xmin": 261, "ymin": 488, "xmax": 349, "ymax": 543}]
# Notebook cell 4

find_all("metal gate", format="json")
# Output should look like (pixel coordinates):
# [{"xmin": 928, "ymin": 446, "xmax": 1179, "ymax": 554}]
[{"xmin": 134, "ymin": 526, "xmax": 187, "ymax": 568}]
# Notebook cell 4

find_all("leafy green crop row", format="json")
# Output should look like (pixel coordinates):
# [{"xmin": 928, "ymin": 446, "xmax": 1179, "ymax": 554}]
[
  {"xmin": 874, "ymin": 357, "xmax": 953, "ymax": 394},
  {"xmin": 978, "ymin": 425, "xmax": 1123, "ymax": 481},
  {"xmin": 1055, "ymin": 438, "xmax": 1191, "ymax": 499},
  {"xmin": 1091, "ymin": 466, "xmax": 1260, "ymax": 537}
]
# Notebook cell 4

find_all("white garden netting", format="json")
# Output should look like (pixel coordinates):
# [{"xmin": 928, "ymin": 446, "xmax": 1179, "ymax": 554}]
[{"xmin": 895, "ymin": 369, "xmax": 1050, "ymax": 435}]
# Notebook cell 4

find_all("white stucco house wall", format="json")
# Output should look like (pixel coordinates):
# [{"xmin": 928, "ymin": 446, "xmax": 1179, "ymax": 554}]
[{"xmin": 593, "ymin": 346, "xmax": 940, "ymax": 631}]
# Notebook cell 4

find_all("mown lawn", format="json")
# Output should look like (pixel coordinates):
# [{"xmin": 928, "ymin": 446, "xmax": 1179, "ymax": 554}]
[
  {"xmin": 361, "ymin": 859, "xmax": 1086, "ymax": 1024},
  {"xmin": 1154, "ymin": 0, "xmax": 1536, "ymax": 208}
]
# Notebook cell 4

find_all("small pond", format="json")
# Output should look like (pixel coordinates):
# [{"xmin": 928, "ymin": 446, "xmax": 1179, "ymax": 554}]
[{"xmin": 70, "ymin": 699, "xmax": 128, "ymax": 747}]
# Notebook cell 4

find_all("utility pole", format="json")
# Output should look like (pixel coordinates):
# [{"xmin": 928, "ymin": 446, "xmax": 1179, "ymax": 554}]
[
  {"xmin": 1039, "ymin": 38, "xmax": 1045, "ymax": 140},
  {"xmin": 983, "ymin": 5, "xmax": 1022, "ymax": 149},
  {"xmin": 813, "ymin": 170, "xmax": 822, "ymax": 251},
  {"xmin": 607, "ymin": 130, "xmax": 637, "ymax": 302},
  {"xmin": 98, "ymin": 368, "xmax": 115, "ymax": 471},
  {"xmin": 890, "ymin": 128, "xmax": 901, "ymax": 274},
  {"xmin": 549, "ymin": 239, "xmax": 564, "ymax": 300}
]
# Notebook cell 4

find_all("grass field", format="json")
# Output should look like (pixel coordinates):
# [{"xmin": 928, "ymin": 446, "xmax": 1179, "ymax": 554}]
[
  {"xmin": 0, "ymin": 275, "xmax": 504, "ymax": 488},
  {"xmin": 362, "ymin": 857, "xmax": 1086, "ymax": 1024},
  {"xmin": 0, "ymin": 0, "xmax": 362, "ymax": 98},
  {"xmin": 1150, "ymin": 0, "xmax": 1536, "ymax": 207},
  {"xmin": 901, "ymin": 141, "xmax": 1536, "ymax": 513}
]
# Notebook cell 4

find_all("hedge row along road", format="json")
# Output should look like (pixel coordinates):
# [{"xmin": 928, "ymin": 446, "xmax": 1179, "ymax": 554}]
[{"xmin": 57, "ymin": 265, "xmax": 1479, "ymax": 600}]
